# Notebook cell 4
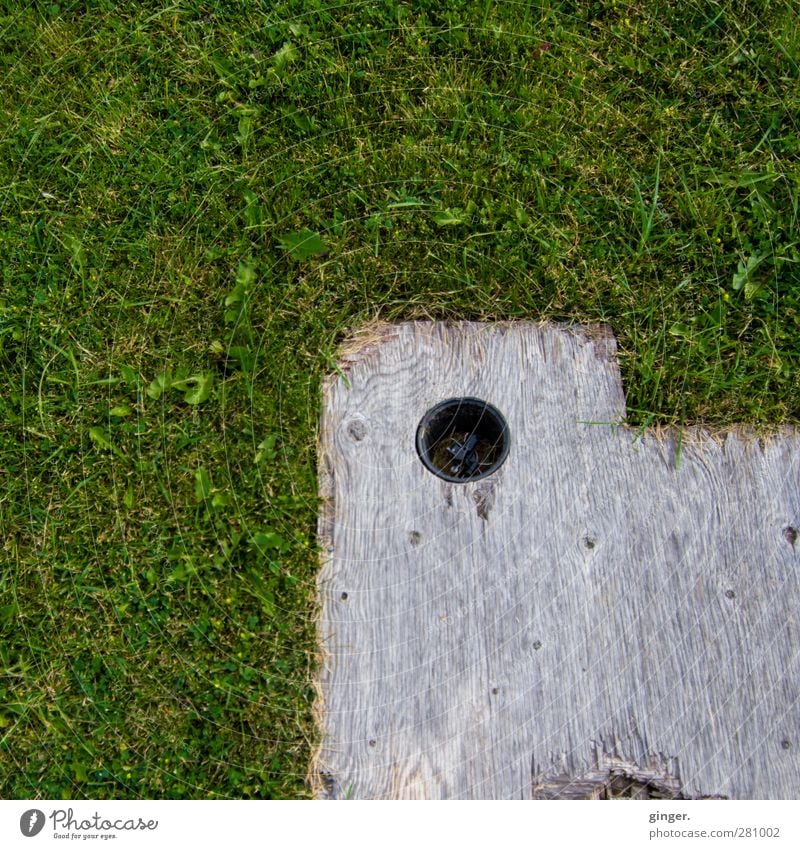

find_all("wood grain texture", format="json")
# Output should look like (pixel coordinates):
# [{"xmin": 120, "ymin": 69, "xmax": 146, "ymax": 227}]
[{"xmin": 315, "ymin": 321, "xmax": 800, "ymax": 799}]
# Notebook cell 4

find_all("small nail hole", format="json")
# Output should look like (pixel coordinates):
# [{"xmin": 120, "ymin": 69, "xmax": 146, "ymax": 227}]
[
  {"xmin": 783, "ymin": 526, "xmax": 797, "ymax": 548},
  {"xmin": 340, "ymin": 592, "xmax": 348, "ymax": 601},
  {"xmin": 725, "ymin": 589, "xmax": 735, "ymax": 599},
  {"xmin": 781, "ymin": 739, "xmax": 791, "ymax": 750},
  {"xmin": 408, "ymin": 531, "xmax": 422, "ymax": 546},
  {"xmin": 583, "ymin": 537, "xmax": 596, "ymax": 550},
  {"xmin": 368, "ymin": 739, "xmax": 376, "ymax": 748},
  {"xmin": 492, "ymin": 687, "xmax": 499, "ymax": 695},
  {"xmin": 533, "ymin": 640, "xmax": 542, "ymax": 651}
]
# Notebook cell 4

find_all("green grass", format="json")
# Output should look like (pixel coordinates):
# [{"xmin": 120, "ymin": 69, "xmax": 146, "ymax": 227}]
[{"xmin": 1, "ymin": 0, "xmax": 798, "ymax": 798}]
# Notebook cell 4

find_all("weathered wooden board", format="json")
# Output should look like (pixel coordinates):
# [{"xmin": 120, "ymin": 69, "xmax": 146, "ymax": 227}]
[{"xmin": 314, "ymin": 321, "xmax": 800, "ymax": 799}]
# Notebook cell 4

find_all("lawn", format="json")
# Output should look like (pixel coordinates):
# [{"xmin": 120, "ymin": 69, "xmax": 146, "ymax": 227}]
[{"xmin": 1, "ymin": 0, "xmax": 798, "ymax": 798}]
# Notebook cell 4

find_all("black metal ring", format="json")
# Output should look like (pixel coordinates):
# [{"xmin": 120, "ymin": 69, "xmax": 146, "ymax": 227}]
[{"xmin": 415, "ymin": 397, "xmax": 510, "ymax": 483}]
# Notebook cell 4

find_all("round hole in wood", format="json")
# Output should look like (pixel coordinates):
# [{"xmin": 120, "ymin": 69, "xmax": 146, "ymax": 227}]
[{"xmin": 416, "ymin": 398, "xmax": 509, "ymax": 483}]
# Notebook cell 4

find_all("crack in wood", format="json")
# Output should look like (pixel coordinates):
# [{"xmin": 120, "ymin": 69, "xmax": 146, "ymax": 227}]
[
  {"xmin": 472, "ymin": 479, "xmax": 496, "ymax": 521},
  {"xmin": 532, "ymin": 746, "xmax": 727, "ymax": 800}
]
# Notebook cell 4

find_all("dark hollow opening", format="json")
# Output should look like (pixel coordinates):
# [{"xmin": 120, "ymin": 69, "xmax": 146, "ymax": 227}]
[{"xmin": 416, "ymin": 398, "xmax": 509, "ymax": 483}]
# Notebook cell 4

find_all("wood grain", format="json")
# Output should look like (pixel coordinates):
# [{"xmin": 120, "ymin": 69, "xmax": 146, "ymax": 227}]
[{"xmin": 315, "ymin": 321, "xmax": 800, "ymax": 799}]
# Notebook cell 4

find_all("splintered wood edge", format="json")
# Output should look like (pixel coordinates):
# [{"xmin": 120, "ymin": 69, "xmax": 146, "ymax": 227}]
[
  {"xmin": 307, "ymin": 434, "xmax": 332, "ymax": 797},
  {"xmin": 333, "ymin": 318, "xmax": 619, "ymax": 370},
  {"xmin": 309, "ymin": 320, "xmax": 404, "ymax": 796},
  {"xmin": 334, "ymin": 318, "xmax": 402, "ymax": 370},
  {"xmin": 308, "ymin": 375, "xmax": 341, "ymax": 797}
]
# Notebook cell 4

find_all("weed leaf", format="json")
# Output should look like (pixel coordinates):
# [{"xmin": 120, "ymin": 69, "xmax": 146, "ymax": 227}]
[
  {"xmin": 242, "ymin": 189, "xmax": 262, "ymax": 227},
  {"xmin": 236, "ymin": 261, "xmax": 256, "ymax": 289},
  {"xmin": 276, "ymin": 228, "xmax": 328, "ymax": 261},
  {"xmin": 62, "ymin": 232, "xmax": 87, "ymax": 276},
  {"xmin": 250, "ymin": 531, "xmax": 287, "ymax": 554},
  {"xmin": 224, "ymin": 288, "xmax": 244, "ymax": 308},
  {"xmin": 88, "ymin": 426, "xmax": 114, "ymax": 452},
  {"xmin": 179, "ymin": 372, "xmax": 214, "ymax": 405},
  {"xmin": 432, "ymin": 208, "xmax": 466, "ymax": 226},
  {"xmin": 211, "ymin": 55, "xmax": 238, "ymax": 88},
  {"xmin": 211, "ymin": 491, "xmax": 231, "ymax": 509},
  {"xmin": 732, "ymin": 252, "xmax": 768, "ymax": 298},
  {"xmin": 0, "ymin": 603, "xmax": 20, "ymax": 623},
  {"xmin": 194, "ymin": 467, "xmax": 212, "ymax": 502},
  {"xmin": 120, "ymin": 365, "xmax": 138, "ymax": 386},
  {"xmin": 255, "ymin": 434, "xmax": 278, "ymax": 464},
  {"xmin": 146, "ymin": 370, "xmax": 172, "ymax": 401},
  {"xmin": 668, "ymin": 322, "xmax": 692, "ymax": 338},
  {"xmin": 272, "ymin": 41, "xmax": 299, "ymax": 72},
  {"xmin": 237, "ymin": 115, "xmax": 254, "ymax": 146}
]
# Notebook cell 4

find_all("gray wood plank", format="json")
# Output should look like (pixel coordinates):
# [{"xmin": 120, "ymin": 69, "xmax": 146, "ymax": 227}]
[{"xmin": 314, "ymin": 321, "xmax": 800, "ymax": 799}]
